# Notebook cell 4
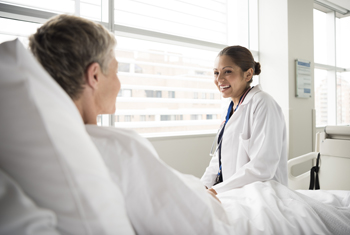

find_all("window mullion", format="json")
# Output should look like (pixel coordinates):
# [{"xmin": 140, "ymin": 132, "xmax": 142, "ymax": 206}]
[
  {"xmin": 326, "ymin": 11, "xmax": 337, "ymax": 125},
  {"xmin": 108, "ymin": 0, "xmax": 114, "ymax": 32},
  {"xmin": 75, "ymin": 0, "xmax": 80, "ymax": 16},
  {"xmin": 108, "ymin": 0, "xmax": 114, "ymax": 126}
]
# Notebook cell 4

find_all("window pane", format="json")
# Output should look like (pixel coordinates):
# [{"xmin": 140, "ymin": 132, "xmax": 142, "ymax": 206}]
[
  {"xmin": 313, "ymin": 9, "xmax": 329, "ymax": 65},
  {"xmin": 0, "ymin": 18, "xmax": 41, "ymax": 47},
  {"xmin": 251, "ymin": 54, "xmax": 260, "ymax": 86},
  {"xmin": 249, "ymin": 0, "xmax": 258, "ymax": 51},
  {"xmin": 97, "ymin": 114, "xmax": 111, "ymax": 126},
  {"xmin": 337, "ymin": 72, "xmax": 350, "ymax": 125},
  {"xmin": 336, "ymin": 17, "xmax": 350, "ymax": 68},
  {"xmin": 314, "ymin": 69, "xmax": 329, "ymax": 126},
  {"xmin": 2, "ymin": 0, "xmax": 106, "ymax": 22},
  {"xmin": 80, "ymin": 0, "xmax": 105, "ymax": 22},
  {"xmin": 2, "ymin": 0, "xmax": 75, "ymax": 14},
  {"xmin": 114, "ymin": 0, "xmax": 227, "ymax": 44},
  {"xmin": 114, "ymin": 36, "xmax": 222, "ymax": 134}
]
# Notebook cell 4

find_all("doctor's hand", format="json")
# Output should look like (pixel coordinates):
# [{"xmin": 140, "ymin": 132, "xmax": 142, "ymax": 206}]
[{"xmin": 207, "ymin": 189, "xmax": 221, "ymax": 203}]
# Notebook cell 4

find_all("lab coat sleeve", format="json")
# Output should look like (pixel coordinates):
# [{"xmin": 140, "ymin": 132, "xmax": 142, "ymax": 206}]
[
  {"xmin": 200, "ymin": 152, "xmax": 219, "ymax": 188},
  {"xmin": 212, "ymin": 97, "xmax": 286, "ymax": 194}
]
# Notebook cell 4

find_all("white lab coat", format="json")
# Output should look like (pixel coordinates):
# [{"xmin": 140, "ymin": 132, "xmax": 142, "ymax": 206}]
[
  {"xmin": 201, "ymin": 85, "xmax": 288, "ymax": 193},
  {"xmin": 85, "ymin": 125, "xmax": 231, "ymax": 235}
]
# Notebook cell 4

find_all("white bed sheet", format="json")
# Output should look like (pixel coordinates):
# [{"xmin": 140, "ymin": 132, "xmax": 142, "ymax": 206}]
[
  {"xmin": 297, "ymin": 189, "xmax": 350, "ymax": 208},
  {"xmin": 217, "ymin": 181, "xmax": 350, "ymax": 235}
]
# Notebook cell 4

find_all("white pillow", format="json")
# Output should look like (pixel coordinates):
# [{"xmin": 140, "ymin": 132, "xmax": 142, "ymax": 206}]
[
  {"xmin": 0, "ymin": 168, "xmax": 59, "ymax": 235},
  {"xmin": 0, "ymin": 39, "xmax": 134, "ymax": 235}
]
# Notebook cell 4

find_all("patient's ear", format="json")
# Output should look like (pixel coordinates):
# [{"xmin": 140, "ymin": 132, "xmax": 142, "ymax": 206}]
[{"xmin": 85, "ymin": 62, "xmax": 101, "ymax": 89}]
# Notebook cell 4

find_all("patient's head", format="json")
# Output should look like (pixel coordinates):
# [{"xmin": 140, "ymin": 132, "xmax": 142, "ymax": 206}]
[{"xmin": 29, "ymin": 14, "xmax": 120, "ymax": 124}]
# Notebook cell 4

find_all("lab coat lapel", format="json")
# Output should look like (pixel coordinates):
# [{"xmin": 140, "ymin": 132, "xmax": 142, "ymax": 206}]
[
  {"xmin": 240, "ymin": 85, "xmax": 262, "ymax": 106},
  {"xmin": 225, "ymin": 85, "xmax": 261, "ymax": 126},
  {"xmin": 221, "ymin": 86, "xmax": 261, "ymax": 176}
]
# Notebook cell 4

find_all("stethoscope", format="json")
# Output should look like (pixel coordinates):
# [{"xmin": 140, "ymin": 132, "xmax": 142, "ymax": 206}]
[
  {"xmin": 209, "ymin": 121, "xmax": 225, "ymax": 158},
  {"xmin": 209, "ymin": 86, "xmax": 254, "ymax": 158}
]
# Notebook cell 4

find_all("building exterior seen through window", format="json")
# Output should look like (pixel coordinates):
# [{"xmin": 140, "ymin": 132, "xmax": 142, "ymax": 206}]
[
  {"xmin": 114, "ymin": 37, "xmax": 223, "ymax": 134},
  {"xmin": 0, "ymin": 0, "xmax": 260, "ymax": 134},
  {"xmin": 314, "ymin": 9, "xmax": 350, "ymax": 127}
]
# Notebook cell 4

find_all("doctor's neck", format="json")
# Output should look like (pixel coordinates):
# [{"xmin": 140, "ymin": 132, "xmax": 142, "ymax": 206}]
[{"xmin": 231, "ymin": 86, "xmax": 250, "ymax": 107}]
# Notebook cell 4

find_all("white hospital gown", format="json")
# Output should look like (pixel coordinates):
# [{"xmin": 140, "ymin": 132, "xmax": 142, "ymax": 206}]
[{"xmin": 85, "ymin": 125, "xmax": 231, "ymax": 235}]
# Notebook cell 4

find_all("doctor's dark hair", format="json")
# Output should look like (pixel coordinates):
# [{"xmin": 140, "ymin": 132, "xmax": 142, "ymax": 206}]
[
  {"xmin": 218, "ymin": 45, "xmax": 261, "ymax": 84},
  {"xmin": 29, "ymin": 14, "xmax": 116, "ymax": 100}
]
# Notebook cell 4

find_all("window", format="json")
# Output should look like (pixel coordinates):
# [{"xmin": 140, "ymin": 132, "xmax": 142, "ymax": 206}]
[
  {"xmin": 0, "ymin": 18, "xmax": 41, "ymax": 47},
  {"xmin": 160, "ymin": 115, "xmax": 183, "ymax": 121},
  {"xmin": 123, "ymin": 89, "xmax": 132, "ymax": 97},
  {"xmin": 114, "ymin": 0, "xmax": 228, "ymax": 44},
  {"xmin": 168, "ymin": 91, "xmax": 175, "ymax": 98},
  {"xmin": 97, "ymin": 115, "xmax": 102, "ymax": 125},
  {"xmin": 160, "ymin": 115, "xmax": 174, "ymax": 121},
  {"xmin": 190, "ymin": 114, "xmax": 202, "ymax": 120},
  {"xmin": 118, "ymin": 62, "xmax": 130, "ymax": 72},
  {"xmin": 337, "ymin": 72, "xmax": 350, "ymax": 125},
  {"xmin": 314, "ymin": 69, "xmax": 329, "ymax": 126},
  {"xmin": 124, "ymin": 115, "xmax": 131, "ymax": 122},
  {"xmin": 118, "ymin": 89, "xmax": 132, "ymax": 97},
  {"xmin": 336, "ymin": 16, "xmax": 350, "ymax": 68},
  {"xmin": 0, "ymin": 0, "xmax": 259, "ymax": 135},
  {"xmin": 314, "ymin": 9, "xmax": 350, "ymax": 126},
  {"xmin": 134, "ymin": 64, "xmax": 143, "ymax": 73},
  {"xmin": 97, "ymin": 114, "xmax": 111, "ymax": 126},
  {"xmin": 206, "ymin": 114, "xmax": 213, "ymax": 120},
  {"xmin": 145, "ymin": 90, "xmax": 162, "ymax": 98},
  {"xmin": 0, "ymin": 0, "xmax": 107, "ymax": 21}
]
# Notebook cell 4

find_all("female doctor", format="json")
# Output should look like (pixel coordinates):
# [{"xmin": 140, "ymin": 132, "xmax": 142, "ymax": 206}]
[{"xmin": 201, "ymin": 46, "xmax": 288, "ymax": 195}]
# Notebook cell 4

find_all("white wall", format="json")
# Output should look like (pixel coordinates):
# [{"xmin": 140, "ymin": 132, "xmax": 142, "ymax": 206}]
[
  {"xmin": 287, "ymin": 0, "xmax": 315, "ymax": 162},
  {"xmin": 147, "ymin": 133, "xmax": 215, "ymax": 178},
  {"xmin": 259, "ymin": 0, "xmax": 315, "ymax": 175},
  {"xmin": 148, "ymin": 0, "xmax": 316, "ymax": 177}
]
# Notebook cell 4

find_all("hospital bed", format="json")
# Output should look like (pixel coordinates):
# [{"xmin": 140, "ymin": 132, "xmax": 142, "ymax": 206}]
[
  {"xmin": 288, "ymin": 125, "xmax": 350, "ymax": 190},
  {"xmin": 1, "ymin": 39, "xmax": 350, "ymax": 234}
]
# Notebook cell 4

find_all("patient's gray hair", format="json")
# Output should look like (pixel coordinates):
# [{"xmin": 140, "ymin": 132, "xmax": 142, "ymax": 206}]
[{"xmin": 29, "ymin": 14, "xmax": 116, "ymax": 100}]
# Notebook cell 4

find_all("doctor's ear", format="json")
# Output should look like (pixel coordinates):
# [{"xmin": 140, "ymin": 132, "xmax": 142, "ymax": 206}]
[
  {"xmin": 244, "ymin": 68, "xmax": 254, "ymax": 81},
  {"xmin": 85, "ymin": 62, "xmax": 101, "ymax": 89}
]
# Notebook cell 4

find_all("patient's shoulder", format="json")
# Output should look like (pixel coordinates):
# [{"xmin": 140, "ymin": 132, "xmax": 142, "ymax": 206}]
[
  {"xmin": 85, "ymin": 125, "xmax": 158, "ymax": 157},
  {"xmin": 86, "ymin": 124, "xmax": 140, "ymax": 141}
]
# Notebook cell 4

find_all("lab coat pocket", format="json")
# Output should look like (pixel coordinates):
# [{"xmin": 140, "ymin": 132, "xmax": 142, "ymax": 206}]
[{"xmin": 238, "ymin": 133, "xmax": 250, "ymax": 156}]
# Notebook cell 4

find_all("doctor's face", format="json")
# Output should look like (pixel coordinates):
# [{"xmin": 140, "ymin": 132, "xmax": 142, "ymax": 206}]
[{"xmin": 213, "ymin": 55, "xmax": 250, "ymax": 100}]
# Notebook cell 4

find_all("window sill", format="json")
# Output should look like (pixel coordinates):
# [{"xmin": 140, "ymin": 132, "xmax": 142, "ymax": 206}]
[{"xmin": 143, "ymin": 130, "xmax": 217, "ymax": 140}]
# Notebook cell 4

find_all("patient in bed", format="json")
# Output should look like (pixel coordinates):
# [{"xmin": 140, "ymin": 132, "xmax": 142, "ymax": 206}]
[
  {"xmin": 28, "ymin": 14, "xmax": 229, "ymax": 234},
  {"xmin": 28, "ymin": 14, "xmax": 350, "ymax": 235}
]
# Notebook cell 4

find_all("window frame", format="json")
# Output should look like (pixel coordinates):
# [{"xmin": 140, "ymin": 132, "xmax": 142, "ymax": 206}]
[
  {"xmin": 313, "ymin": 8, "xmax": 350, "ymax": 127},
  {"xmin": 0, "ymin": 0, "xmax": 260, "ymax": 136}
]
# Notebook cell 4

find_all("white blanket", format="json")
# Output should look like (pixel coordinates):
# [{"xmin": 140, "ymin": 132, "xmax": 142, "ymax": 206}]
[
  {"xmin": 297, "ymin": 189, "xmax": 350, "ymax": 208},
  {"xmin": 85, "ymin": 124, "xmax": 350, "ymax": 234},
  {"xmin": 218, "ymin": 181, "xmax": 350, "ymax": 234}
]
